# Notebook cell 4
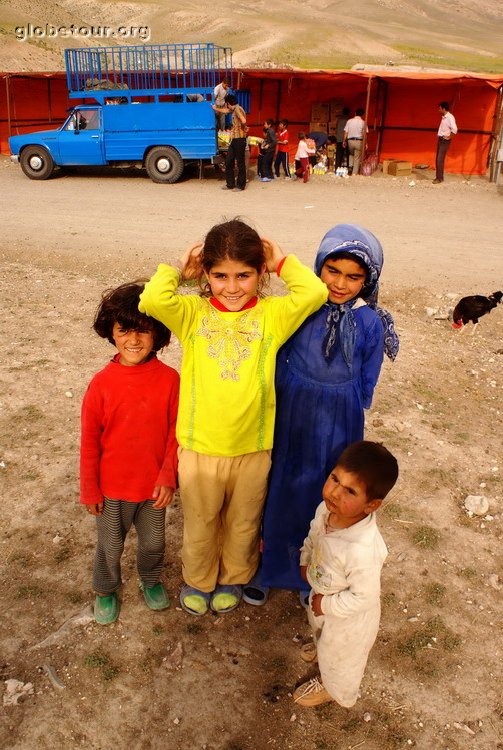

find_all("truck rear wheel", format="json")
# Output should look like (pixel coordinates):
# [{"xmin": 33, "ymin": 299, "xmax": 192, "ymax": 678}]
[
  {"xmin": 145, "ymin": 147, "xmax": 184, "ymax": 184},
  {"xmin": 19, "ymin": 146, "xmax": 55, "ymax": 180}
]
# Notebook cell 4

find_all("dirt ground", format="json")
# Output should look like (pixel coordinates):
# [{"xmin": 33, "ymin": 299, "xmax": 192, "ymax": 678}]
[{"xmin": 0, "ymin": 157, "xmax": 502, "ymax": 750}]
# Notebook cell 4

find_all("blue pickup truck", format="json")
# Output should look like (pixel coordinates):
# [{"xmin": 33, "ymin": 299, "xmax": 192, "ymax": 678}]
[{"xmin": 9, "ymin": 42, "xmax": 232, "ymax": 183}]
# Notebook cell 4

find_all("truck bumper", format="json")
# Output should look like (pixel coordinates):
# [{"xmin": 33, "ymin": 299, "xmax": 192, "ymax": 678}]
[{"xmin": 10, "ymin": 155, "xmax": 19, "ymax": 164}]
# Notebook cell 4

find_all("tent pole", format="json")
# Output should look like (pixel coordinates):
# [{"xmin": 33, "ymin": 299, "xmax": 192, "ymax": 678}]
[
  {"xmin": 488, "ymin": 84, "xmax": 503, "ymax": 182},
  {"xmin": 360, "ymin": 76, "xmax": 373, "ymax": 173},
  {"xmin": 376, "ymin": 78, "xmax": 387, "ymax": 162},
  {"xmin": 47, "ymin": 78, "xmax": 53, "ymax": 124},
  {"xmin": 5, "ymin": 74, "xmax": 12, "ymax": 138}
]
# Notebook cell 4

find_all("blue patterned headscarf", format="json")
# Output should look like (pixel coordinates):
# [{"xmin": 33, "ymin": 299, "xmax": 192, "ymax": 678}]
[{"xmin": 314, "ymin": 224, "xmax": 399, "ymax": 364}]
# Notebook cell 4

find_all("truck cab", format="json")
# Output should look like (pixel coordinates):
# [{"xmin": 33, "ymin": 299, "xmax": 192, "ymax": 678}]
[{"xmin": 9, "ymin": 43, "xmax": 233, "ymax": 183}]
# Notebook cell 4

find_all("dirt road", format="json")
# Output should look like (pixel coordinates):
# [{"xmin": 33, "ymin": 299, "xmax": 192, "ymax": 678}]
[{"xmin": 1, "ymin": 159, "xmax": 502, "ymax": 750}]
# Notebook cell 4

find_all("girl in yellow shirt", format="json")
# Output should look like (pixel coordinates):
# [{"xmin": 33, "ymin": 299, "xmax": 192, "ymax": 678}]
[{"xmin": 139, "ymin": 218, "xmax": 327, "ymax": 615}]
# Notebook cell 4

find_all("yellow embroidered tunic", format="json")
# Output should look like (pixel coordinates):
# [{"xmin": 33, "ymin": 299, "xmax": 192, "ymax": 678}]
[{"xmin": 139, "ymin": 255, "xmax": 327, "ymax": 456}]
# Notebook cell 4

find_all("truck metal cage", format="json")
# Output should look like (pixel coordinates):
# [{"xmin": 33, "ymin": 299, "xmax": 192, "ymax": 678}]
[{"xmin": 65, "ymin": 43, "xmax": 233, "ymax": 102}]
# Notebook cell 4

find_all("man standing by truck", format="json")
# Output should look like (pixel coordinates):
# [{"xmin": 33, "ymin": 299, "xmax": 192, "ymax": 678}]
[
  {"xmin": 213, "ymin": 78, "xmax": 230, "ymax": 131},
  {"xmin": 213, "ymin": 94, "xmax": 248, "ymax": 192}
]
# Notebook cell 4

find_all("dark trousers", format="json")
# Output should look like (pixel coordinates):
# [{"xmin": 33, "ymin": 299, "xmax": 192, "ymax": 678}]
[
  {"xmin": 435, "ymin": 137, "xmax": 451, "ymax": 181},
  {"xmin": 274, "ymin": 151, "xmax": 290, "ymax": 177},
  {"xmin": 226, "ymin": 137, "xmax": 247, "ymax": 190},
  {"xmin": 261, "ymin": 148, "xmax": 274, "ymax": 179},
  {"xmin": 335, "ymin": 140, "xmax": 349, "ymax": 169}
]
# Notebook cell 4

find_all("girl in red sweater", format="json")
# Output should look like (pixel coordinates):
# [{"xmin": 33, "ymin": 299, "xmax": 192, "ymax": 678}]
[{"xmin": 80, "ymin": 282, "xmax": 179, "ymax": 625}]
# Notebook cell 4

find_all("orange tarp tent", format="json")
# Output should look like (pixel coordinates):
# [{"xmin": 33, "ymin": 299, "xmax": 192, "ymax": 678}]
[
  {"xmin": 238, "ymin": 68, "xmax": 503, "ymax": 176},
  {"xmin": 2, "ymin": 67, "xmax": 503, "ymax": 175}
]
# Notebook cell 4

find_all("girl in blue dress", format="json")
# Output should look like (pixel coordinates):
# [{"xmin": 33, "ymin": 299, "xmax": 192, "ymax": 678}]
[{"xmin": 244, "ymin": 224, "xmax": 399, "ymax": 604}]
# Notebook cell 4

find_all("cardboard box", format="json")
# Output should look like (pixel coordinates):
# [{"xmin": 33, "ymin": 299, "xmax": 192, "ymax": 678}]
[
  {"xmin": 311, "ymin": 103, "xmax": 330, "ymax": 121},
  {"xmin": 387, "ymin": 160, "xmax": 412, "ymax": 176},
  {"xmin": 329, "ymin": 100, "xmax": 344, "ymax": 119},
  {"xmin": 309, "ymin": 121, "xmax": 328, "ymax": 134},
  {"xmin": 381, "ymin": 159, "xmax": 396, "ymax": 175},
  {"xmin": 327, "ymin": 120, "xmax": 338, "ymax": 135}
]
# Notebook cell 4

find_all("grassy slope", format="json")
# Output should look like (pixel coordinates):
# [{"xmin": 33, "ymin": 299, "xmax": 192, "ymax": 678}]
[{"xmin": 0, "ymin": 0, "xmax": 502, "ymax": 73}]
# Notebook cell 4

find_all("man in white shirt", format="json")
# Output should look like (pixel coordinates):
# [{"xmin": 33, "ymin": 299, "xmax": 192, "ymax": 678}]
[
  {"xmin": 213, "ymin": 79, "xmax": 230, "ymax": 131},
  {"xmin": 434, "ymin": 101, "xmax": 458, "ymax": 184},
  {"xmin": 343, "ymin": 108, "xmax": 367, "ymax": 175}
]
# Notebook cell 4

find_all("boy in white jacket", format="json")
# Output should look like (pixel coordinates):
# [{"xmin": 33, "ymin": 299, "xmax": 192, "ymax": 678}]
[{"xmin": 294, "ymin": 441, "xmax": 398, "ymax": 707}]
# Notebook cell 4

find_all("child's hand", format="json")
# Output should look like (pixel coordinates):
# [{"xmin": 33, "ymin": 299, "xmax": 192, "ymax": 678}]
[
  {"xmin": 261, "ymin": 237, "xmax": 285, "ymax": 273},
  {"xmin": 179, "ymin": 242, "xmax": 204, "ymax": 281},
  {"xmin": 86, "ymin": 502, "xmax": 103, "ymax": 516},
  {"xmin": 151, "ymin": 486, "xmax": 174, "ymax": 509},
  {"xmin": 300, "ymin": 565, "xmax": 308, "ymax": 582},
  {"xmin": 311, "ymin": 593, "xmax": 324, "ymax": 617}
]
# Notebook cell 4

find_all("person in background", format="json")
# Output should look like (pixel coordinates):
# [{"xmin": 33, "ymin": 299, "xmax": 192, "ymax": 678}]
[
  {"xmin": 213, "ymin": 78, "xmax": 230, "ymax": 131},
  {"xmin": 335, "ymin": 106, "xmax": 351, "ymax": 170},
  {"xmin": 212, "ymin": 94, "xmax": 248, "ymax": 192},
  {"xmin": 259, "ymin": 118, "xmax": 277, "ymax": 182},
  {"xmin": 294, "ymin": 132, "xmax": 315, "ymax": 183},
  {"xmin": 343, "ymin": 108, "xmax": 367, "ymax": 175},
  {"xmin": 307, "ymin": 130, "xmax": 329, "ymax": 167},
  {"xmin": 274, "ymin": 119, "xmax": 291, "ymax": 178},
  {"xmin": 433, "ymin": 101, "xmax": 458, "ymax": 184}
]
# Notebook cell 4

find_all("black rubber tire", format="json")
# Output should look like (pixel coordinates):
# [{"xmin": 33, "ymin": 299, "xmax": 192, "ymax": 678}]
[
  {"xmin": 145, "ymin": 146, "xmax": 184, "ymax": 184},
  {"xmin": 19, "ymin": 146, "xmax": 55, "ymax": 180}
]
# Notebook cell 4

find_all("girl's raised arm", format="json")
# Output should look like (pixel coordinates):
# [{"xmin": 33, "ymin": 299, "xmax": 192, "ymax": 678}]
[
  {"xmin": 261, "ymin": 237, "xmax": 285, "ymax": 273},
  {"xmin": 179, "ymin": 241, "xmax": 204, "ymax": 281}
]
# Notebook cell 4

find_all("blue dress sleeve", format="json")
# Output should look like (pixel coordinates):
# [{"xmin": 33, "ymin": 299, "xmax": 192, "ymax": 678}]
[{"xmin": 361, "ymin": 315, "xmax": 384, "ymax": 409}]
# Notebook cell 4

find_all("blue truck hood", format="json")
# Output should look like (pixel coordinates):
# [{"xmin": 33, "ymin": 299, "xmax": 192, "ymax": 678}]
[{"xmin": 9, "ymin": 129, "xmax": 62, "ymax": 154}]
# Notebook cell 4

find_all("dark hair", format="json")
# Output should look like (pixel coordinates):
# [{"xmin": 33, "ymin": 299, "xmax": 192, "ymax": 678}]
[
  {"xmin": 438, "ymin": 101, "xmax": 450, "ymax": 110},
  {"xmin": 201, "ymin": 217, "xmax": 266, "ymax": 272},
  {"xmin": 224, "ymin": 93, "xmax": 238, "ymax": 106},
  {"xmin": 328, "ymin": 135, "xmax": 337, "ymax": 144},
  {"xmin": 355, "ymin": 108, "xmax": 365, "ymax": 117},
  {"xmin": 324, "ymin": 250, "xmax": 369, "ymax": 284},
  {"xmin": 337, "ymin": 441, "xmax": 398, "ymax": 500},
  {"xmin": 93, "ymin": 281, "xmax": 171, "ymax": 351},
  {"xmin": 278, "ymin": 119, "xmax": 288, "ymax": 127},
  {"xmin": 298, "ymin": 131, "xmax": 306, "ymax": 139},
  {"xmin": 342, "ymin": 106, "xmax": 351, "ymax": 116},
  {"xmin": 264, "ymin": 118, "xmax": 274, "ymax": 126}
]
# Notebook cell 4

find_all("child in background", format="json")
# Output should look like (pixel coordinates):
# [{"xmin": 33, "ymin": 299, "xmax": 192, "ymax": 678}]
[
  {"xmin": 294, "ymin": 440, "xmax": 398, "ymax": 707},
  {"xmin": 244, "ymin": 224, "xmax": 398, "ymax": 607},
  {"xmin": 256, "ymin": 126, "xmax": 269, "ymax": 179},
  {"xmin": 259, "ymin": 118, "xmax": 277, "ymax": 182},
  {"xmin": 139, "ymin": 219, "xmax": 327, "ymax": 616},
  {"xmin": 274, "ymin": 119, "xmax": 290, "ymax": 178},
  {"xmin": 80, "ymin": 282, "xmax": 179, "ymax": 625},
  {"xmin": 294, "ymin": 132, "xmax": 315, "ymax": 183}
]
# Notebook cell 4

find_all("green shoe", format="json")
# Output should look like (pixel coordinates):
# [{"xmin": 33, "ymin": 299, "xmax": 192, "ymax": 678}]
[
  {"xmin": 94, "ymin": 592, "xmax": 119, "ymax": 625},
  {"xmin": 140, "ymin": 582, "xmax": 170, "ymax": 611}
]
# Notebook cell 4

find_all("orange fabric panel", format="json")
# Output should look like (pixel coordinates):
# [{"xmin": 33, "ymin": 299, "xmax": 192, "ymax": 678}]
[{"xmin": 2, "ymin": 69, "xmax": 502, "ymax": 174}]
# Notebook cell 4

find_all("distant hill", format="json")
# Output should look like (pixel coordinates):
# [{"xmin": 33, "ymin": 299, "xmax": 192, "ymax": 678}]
[{"xmin": 1, "ymin": 0, "xmax": 502, "ymax": 73}]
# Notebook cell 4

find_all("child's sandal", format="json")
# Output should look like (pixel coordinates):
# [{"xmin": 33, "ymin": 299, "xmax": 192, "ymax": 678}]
[
  {"xmin": 300, "ymin": 642, "xmax": 318, "ymax": 663},
  {"xmin": 210, "ymin": 584, "xmax": 242, "ymax": 613},
  {"xmin": 179, "ymin": 585, "xmax": 211, "ymax": 616}
]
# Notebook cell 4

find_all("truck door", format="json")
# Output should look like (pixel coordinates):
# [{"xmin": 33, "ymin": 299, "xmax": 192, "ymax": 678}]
[{"xmin": 57, "ymin": 108, "xmax": 106, "ymax": 165}]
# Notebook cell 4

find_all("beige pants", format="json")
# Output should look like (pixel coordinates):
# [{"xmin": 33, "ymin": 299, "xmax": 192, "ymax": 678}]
[
  {"xmin": 348, "ymin": 139, "xmax": 363, "ymax": 174},
  {"xmin": 178, "ymin": 449, "xmax": 272, "ymax": 592}
]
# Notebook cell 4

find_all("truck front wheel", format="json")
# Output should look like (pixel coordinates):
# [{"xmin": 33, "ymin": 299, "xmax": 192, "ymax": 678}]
[
  {"xmin": 19, "ymin": 146, "xmax": 55, "ymax": 180},
  {"xmin": 145, "ymin": 147, "xmax": 184, "ymax": 184}
]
